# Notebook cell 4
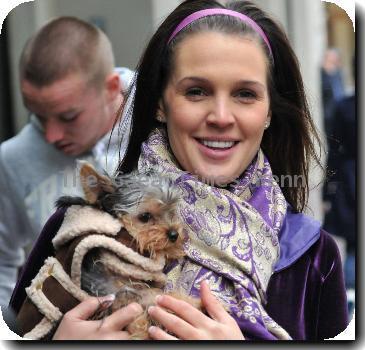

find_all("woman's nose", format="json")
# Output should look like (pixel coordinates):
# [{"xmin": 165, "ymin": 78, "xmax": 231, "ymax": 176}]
[{"xmin": 206, "ymin": 97, "xmax": 235, "ymax": 128}]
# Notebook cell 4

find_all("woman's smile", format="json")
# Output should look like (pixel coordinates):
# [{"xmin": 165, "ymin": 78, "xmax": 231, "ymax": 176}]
[
  {"xmin": 160, "ymin": 31, "xmax": 271, "ymax": 184},
  {"xmin": 194, "ymin": 137, "xmax": 239, "ymax": 161}
]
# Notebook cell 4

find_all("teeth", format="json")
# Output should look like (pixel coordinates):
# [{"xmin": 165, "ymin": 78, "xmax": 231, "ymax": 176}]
[{"xmin": 201, "ymin": 140, "xmax": 235, "ymax": 149}]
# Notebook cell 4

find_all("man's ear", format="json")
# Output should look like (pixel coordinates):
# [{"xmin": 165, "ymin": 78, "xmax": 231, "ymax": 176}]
[
  {"xmin": 105, "ymin": 72, "xmax": 122, "ymax": 102},
  {"xmin": 78, "ymin": 161, "xmax": 115, "ymax": 204}
]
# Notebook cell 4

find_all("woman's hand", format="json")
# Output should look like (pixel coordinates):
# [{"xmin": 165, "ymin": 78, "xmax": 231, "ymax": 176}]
[
  {"xmin": 147, "ymin": 280, "xmax": 244, "ymax": 340},
  {"xmin": 53, "ymin": 295, "xmax": 143, "ymax": 340}
]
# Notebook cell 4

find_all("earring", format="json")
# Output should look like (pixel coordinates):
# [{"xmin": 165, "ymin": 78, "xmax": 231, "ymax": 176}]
[
  {"xmin": 156, "ymin": 114, "xmax": 165, "ymax": 123},
  {"xmin": 264, "ymin": 120, "xmax": 271, "ymax": 129}
]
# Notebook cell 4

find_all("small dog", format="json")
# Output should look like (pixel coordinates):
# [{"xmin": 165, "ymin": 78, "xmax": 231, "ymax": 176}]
[{"xmin": 57, "ymin": 163, "xmax": 201, "ymax": 339}]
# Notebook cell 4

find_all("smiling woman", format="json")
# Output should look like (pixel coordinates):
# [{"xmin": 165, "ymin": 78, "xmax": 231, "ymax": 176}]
[
  {"xmin": 10, "ymin": 0, "xmax": 348, "ymax": 341},
  {"xmin": 159, "ymin": 31, "xmax": 270, "ymax": 185}
]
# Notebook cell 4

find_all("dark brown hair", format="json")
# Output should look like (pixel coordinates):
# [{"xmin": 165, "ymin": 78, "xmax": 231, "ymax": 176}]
[{"xmin": 119, "ymin": 0, "xmax": 322, "ymax": 213}]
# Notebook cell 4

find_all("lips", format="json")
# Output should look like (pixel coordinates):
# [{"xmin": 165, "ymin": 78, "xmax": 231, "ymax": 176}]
[
  {"xmin": 195, "ymin": 138, "xmax": 239, "ymax": 160},
  {"xmin": 198, "ymin": 139, "xmax": 236, "ymax": 149},
  {"xmin": 56, "ymin": 142, "xmax": 74, "ymax": 153},
  {"xmin": 57, "ymin": 143, "xmax": 71, "ymax": 149}
]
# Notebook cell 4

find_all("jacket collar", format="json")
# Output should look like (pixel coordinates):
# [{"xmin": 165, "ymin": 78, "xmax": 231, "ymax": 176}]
[{"xmin": 275, "ymin": 207, "xmax": 321, "ymax": 272}]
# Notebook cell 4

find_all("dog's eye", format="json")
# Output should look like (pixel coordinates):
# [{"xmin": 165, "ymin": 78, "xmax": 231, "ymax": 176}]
[{"xmin": 138, "ymin": 212, "xmax": 153, "ymax": 223}]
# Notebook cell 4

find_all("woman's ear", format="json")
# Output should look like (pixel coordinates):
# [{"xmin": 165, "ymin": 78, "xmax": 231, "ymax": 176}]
[
  {"xmin": 156, "ymin": 100, "xmax": 167, "ymax": 123},
  {"xmin": 264, "ymin": 111, "xmax": 272, "ymax": 130}
]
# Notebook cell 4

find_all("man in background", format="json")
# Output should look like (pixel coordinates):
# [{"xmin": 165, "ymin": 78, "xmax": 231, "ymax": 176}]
[
  {"xmin": 321, "ymin": 48, "xmax": 345, "ymax": 138},
  {"xmin": 0, "ymin": 17, "xmax": 133, "ymax": 305},
  {"xmin": 323, "ymin": 56, "xmax": 355, "ymax": 293}
]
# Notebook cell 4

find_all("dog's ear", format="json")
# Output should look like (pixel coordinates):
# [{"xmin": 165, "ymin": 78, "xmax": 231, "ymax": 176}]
[{"xmin": 78, "ymin": 161, "xmax": 115, "ymax": 204}]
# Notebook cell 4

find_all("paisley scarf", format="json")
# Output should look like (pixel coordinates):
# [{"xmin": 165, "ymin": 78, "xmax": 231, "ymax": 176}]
[{"xmin": 137, "ymin": 128, "xmax": 291, "ymax": 340}]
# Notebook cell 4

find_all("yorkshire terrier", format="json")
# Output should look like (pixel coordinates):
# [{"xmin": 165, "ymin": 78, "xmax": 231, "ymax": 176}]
[{"xmin": 57, "ymin": 162, "xmax": 201, "ymax": 339}]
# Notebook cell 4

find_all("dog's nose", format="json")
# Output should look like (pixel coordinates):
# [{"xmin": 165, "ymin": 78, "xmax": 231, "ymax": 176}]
[{"xmin": 167, "ymin": 230, "xmax": 179, "ymax": 242}]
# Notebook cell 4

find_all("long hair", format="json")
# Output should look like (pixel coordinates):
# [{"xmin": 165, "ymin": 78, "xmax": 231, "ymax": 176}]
[{"xmin": 118, "ymin": 0, "xmax": 322, "ymax": 213}]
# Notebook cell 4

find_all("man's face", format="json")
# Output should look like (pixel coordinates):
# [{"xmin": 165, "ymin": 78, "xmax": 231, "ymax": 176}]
[{"xmin": 21, "ymin": 74, "xmax": 115, "ymax": 156}]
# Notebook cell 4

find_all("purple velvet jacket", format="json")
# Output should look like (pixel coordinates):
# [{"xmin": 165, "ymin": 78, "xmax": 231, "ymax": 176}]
[{"xmin": 8, "ymin": 207, "xmax": 349, "ymax": 340}]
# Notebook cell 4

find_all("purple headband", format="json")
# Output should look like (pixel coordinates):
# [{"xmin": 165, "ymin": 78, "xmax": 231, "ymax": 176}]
[{"xmin": 168, "ymin": 8, "xmax": 273, "ymax": 58}]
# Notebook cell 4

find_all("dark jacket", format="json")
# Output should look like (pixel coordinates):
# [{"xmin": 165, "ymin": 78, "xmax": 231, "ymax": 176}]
[
  {"xmin": 8, "ymin": 207, "xmax": 349, "ymax": 340},
  {"xmin": 323, "ymin": 94, "xmax": 356, "ymax": 251}
]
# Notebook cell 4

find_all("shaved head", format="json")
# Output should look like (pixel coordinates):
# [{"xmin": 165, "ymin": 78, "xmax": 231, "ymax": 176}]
[{"xmin": 20, "ymin": 16, "xmax": 115, "ymax": 90}]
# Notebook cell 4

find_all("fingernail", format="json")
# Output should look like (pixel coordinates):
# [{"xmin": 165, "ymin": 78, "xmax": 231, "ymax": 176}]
[
  {"xmin": 155, "ymin": 295, "xmax": 162, "ymax": 304},
  {"xmin": 149, "ymin": 326, "xmax": 157, "ymax": 334},
  {"xmin": 99, "ymin": 294, "xmax": 115, "ymax": 302},
  {"xmin": 148, "ymin": 306, "xmax": 155, "ymax": 314}
]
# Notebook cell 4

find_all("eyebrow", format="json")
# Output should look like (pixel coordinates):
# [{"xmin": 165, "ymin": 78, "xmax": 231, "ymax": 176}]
[
  {"xmin": 177, "ymin": 76, "xmax": 266, "ymax": 90},
  {"xmin": 37, "ymin": 109, "xmax": 81, "ymax": 120},
  {"xmin": 23, "ymin": 98, "xmax": 81, "ymax": 120}
]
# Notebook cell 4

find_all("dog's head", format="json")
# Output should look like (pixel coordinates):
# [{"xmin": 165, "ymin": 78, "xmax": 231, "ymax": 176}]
[{"xmin": 80, "ymin": 163, "xmax": 185, "ymax": 260}]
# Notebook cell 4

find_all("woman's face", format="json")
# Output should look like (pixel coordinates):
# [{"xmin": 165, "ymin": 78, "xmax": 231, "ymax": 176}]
[{"xmin": 160, "ymin": 31, "xmax": 270, "ymax": 185}]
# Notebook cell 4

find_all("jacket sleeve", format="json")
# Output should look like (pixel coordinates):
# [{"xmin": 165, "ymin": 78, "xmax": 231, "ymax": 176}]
[
  {"xmin": 317, "ymin": 232, "xmax": 349, "ymax": 339},
  {"xmin": 0, "ymin": 147, "xmax": 34, "ymax": 306}
]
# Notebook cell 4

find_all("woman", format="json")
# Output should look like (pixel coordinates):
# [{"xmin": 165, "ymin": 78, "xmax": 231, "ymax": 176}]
[{"xmin": 10, "ymin": 0, "xmax": 348, "ymax": 340}]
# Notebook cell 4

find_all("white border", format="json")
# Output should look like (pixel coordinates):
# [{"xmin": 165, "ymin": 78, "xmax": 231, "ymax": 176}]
[
  {"xmin": 0, "ymin": 0, "xmax": 359, "ymax": 344},
  {"xmin": 0, "ymin": 0, "xmax": 32, "ymax": 34},
  {"xmin": 323, "ymin": 0, "xmax": 355, "ymax": 29}
]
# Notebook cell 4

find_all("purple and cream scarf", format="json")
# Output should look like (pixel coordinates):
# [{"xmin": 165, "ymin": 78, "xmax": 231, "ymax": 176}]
[{"xmin": 138, "ymin": 128, "xmax": 291, "ymax": 340}]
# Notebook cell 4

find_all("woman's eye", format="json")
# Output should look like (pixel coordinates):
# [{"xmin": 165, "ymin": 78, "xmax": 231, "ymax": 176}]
[
  {"xmin": 186, "ymin": 88, "xmax": 206, "ymax": 97},
  {"xmin": 236, "ymin": 90, "xmax": 257, "ymax": 100}
]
